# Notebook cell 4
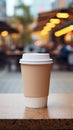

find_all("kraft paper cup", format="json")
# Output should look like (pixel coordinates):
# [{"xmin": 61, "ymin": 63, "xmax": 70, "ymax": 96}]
[{"xmin": 19, "ymin": 53, "xmax": 53, "ymax": 108}]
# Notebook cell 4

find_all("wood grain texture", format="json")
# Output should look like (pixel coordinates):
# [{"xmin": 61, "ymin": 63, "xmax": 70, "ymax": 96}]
[{"xmin": 0, "ymin": 93, "xmax": 73, "ymax": 119}]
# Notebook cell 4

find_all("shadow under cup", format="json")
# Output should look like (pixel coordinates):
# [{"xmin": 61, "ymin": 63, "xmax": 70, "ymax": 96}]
[{"xmin": 20, "ymin": 53, "xmax": 53, "ymax": 108}]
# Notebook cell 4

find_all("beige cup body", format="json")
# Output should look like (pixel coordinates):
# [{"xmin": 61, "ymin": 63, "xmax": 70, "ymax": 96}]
[{"xmin": 21, "ymin": 63, "xmax": 52, "ymax": 98}]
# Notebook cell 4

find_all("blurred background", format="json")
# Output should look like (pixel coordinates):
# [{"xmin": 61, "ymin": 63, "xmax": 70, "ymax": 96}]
[{"xmin": 0, "ymin": 0, "xmax": 73, "ymax": 93}]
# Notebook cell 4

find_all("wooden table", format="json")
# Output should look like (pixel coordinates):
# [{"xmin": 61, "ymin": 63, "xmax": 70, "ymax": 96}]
[
  {"xmin": 0, "ymin": 94, "xmax": 73, "ymax": 129},
  {"xmin": 0, "ymin": 93, "xmax": 73, "ymax": 119}
]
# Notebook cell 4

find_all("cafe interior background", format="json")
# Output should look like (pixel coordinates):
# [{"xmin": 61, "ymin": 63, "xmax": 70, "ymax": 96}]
[{"xmin": 0, "ymin": 0, "xmax": 73, "ymax": 93}]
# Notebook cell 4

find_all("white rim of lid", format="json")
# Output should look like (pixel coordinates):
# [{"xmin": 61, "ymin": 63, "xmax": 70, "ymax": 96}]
[
  {"xmin": 19, "ymin": 53, "xmax": 53, "ymax": 64},
  {"xmin": 19, "ymin": 59, "xmax": 53, "ymax": 64}
]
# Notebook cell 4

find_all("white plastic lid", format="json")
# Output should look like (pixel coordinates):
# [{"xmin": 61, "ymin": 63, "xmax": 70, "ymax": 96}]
[{"xmin": 19, "ymin": 53, "xmax": 53, "ymax": 64}]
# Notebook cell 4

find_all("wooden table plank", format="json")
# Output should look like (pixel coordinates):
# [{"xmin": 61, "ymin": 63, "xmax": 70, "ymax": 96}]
[{"xmin": 0, "ymin": 93, "xmax": 73, "ymax": 119}]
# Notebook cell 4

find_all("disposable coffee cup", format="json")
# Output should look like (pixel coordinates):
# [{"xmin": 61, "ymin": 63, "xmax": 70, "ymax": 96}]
[{"xmin": 19, "ymin": 53, "xmax": 53, "ymax": 108}]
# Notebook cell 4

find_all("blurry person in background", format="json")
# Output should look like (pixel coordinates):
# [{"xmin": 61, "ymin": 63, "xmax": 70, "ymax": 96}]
[
  {"xmin": 9, "ymin": 43, "xmax": 16, "ymax": 51},
  {"xmin": 42, "ymin": 41, "xmax": 55, "ymax": 53},
  {"xmin": 0, "ymin": 42, "xmax": 6, "ymax": 70},
  {"xmin": 6, "ymin": 41, "xmax": 23, "ymax": 72},
  {"xmin": 50, "ymin": 42, "xmax": 69, "ymax": 69},
  {"xmin": 67, "ymin": 44, "xmax": 73, "ymax": 70},
  {"xmin": 43, "ymin": 40, "xmax": 70, "ymax": 70},
  {"xmin": 17, "ymin": 42, "xmax": 24, "ymax": 52}
]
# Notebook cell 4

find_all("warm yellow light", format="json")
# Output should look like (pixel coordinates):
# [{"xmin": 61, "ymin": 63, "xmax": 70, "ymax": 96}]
[
  {"xmin": 41, "ymin": 24, "xmax": 52, "ymax": 35},
  {"xmin": 70, "ymin": 25, "xmax": 73, "ymax": 29},
  {"xmin": 56, "ymin": 13, "xmax": 69, "ymax": 18},
  {"xmin": 54, "ymin": 25, "xmax": 73, "ymax": 37},
  {"xmin": 1, "ymin": 31, "xmax": 8, "ymax": 37},
  {"xmin": 46, "ymin": 22, "xmax": 55, "ymax": 28},
  {"xmin": 50, "ymin": 18, "xmax": 60, "ymax": 24},
  {"xmin": 43, "ymin": 26, "xmax": 52, "ymax": 31},
  {"xmin": 40, "ymin": 30, "xmax": 48, "ymax": 35}
]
